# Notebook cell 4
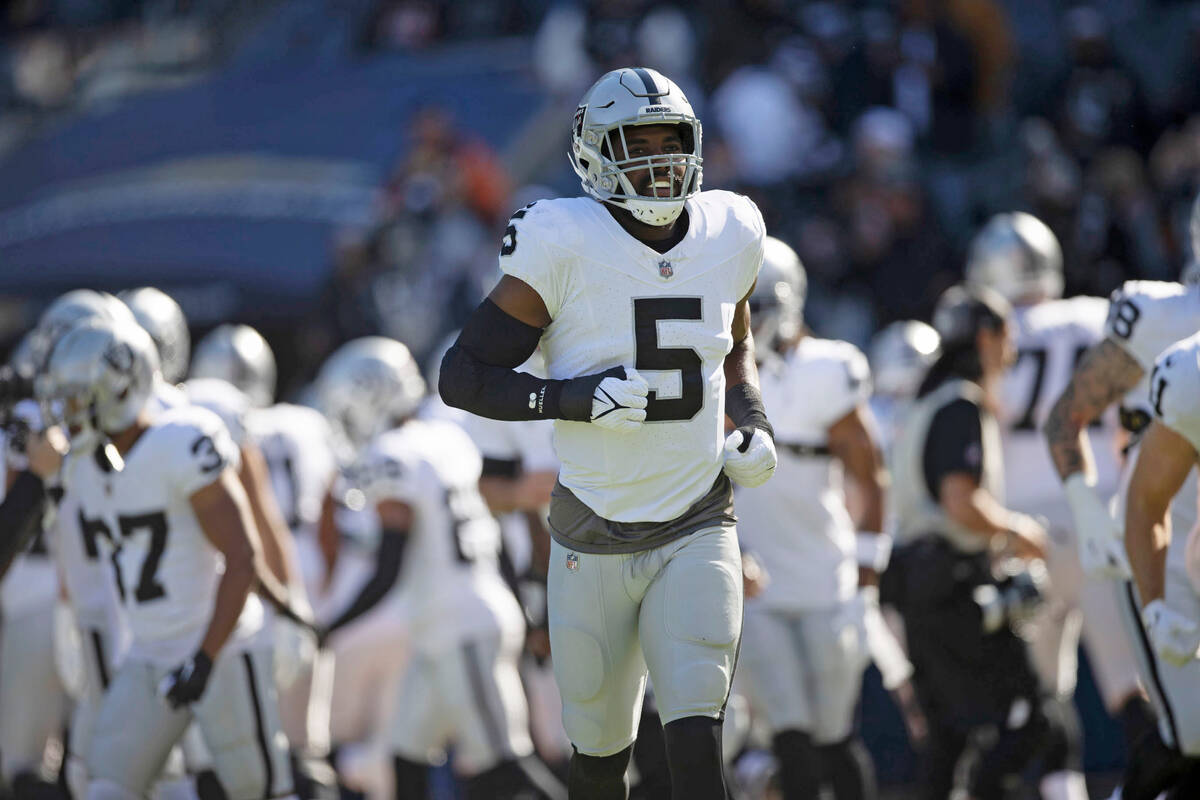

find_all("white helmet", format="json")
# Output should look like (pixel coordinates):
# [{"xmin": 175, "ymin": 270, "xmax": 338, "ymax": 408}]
[
  {"xmin": 965, "ymin": 212, "xmax": 1063, "ymax": 304},
  {"xmin": 30, "ymin": 289, "xmax": 140, "ymax": 375},
  {"xmin": 316, "ymin": 337, "xmax": 426, "ymax": 453},
  {"xmin": 37, "ymin": 317, "xmax": 159, "ymax": 441},
  {"xmin": 190, "ymin": 324, "xmax": 276, "ymax": 408},
  {"xmin": 120, "ymin": 287, "xmax": 190, "ymax": 384},
  {"xmin": 868, "ymin": 320, "xmax": 941, "ymax": 398},
  {"xmin": 569, "ymin": 67, "xmax": 702, "ymax": 227},
  {"xmin": 749, "ymin": 236, "xmax": 806, "ymax": 349}
]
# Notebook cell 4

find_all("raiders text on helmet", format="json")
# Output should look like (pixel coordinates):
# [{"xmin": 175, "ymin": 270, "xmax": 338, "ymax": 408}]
[
  {"xmin": 749, "ymin": 236, "xmax": 806, "ymax": 349},
  {"xmin": 965, "ymin": 212, "xmax": 1063, "ymax": 304},
  {"xmin": 569, "ymin": 67, "xmax": 703, "ymax": 227}
]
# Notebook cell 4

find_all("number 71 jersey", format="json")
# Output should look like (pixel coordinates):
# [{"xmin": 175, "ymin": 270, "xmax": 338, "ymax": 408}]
[
  {"xmin": 64, "ymin": 405, "xmax": 249, "ymax": 664},
  {"xmin": 500, "ymin": 191, "xmax": 764, "ymax": 523}
]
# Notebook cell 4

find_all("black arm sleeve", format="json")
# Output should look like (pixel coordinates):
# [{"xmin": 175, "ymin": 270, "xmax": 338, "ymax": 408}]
[
  {"xmin": 0, "ymin": 471, "xmax": 46, "ymax": 579},
  {"xmin": 439, "ymin": 299, "xmax": 570, "ymax": 421},
  {"xmin": 922, "ymin": 398, "xmax": 985, "ymax": 501},
  {"xmin": 324, "ymin": 527, "xmax": 406, "ymax": 636}
]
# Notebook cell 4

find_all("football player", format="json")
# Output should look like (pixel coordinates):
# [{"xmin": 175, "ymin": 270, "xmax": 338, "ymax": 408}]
[
  {"xmin": 38, "ymin": 317, "xmax": 299, "ymax": 800},
  {"xmin": 866, "ymin": 319, "xmax": 940, "ymax": 457},
  {"xmin": 315, "ymin": 337, "xmax": 551, "ymax": 799},
  {"xmin": 1119, "ymin": 334, "xmax": 1200, "ymax": 798},
  {"xmin": 439, "ymin": 67, "xmax": 772, "ymax": 800},
  {"xmin": 966, "ymin": 212, "xmax": 1144, "ymax": 798},
  {"xmin": 734, "ymin": 236, "xmax": 884, "ymax": 800},
  {"xmin": 1044, "ymin": 247, "xmax": 1200, "ymax": 794}
]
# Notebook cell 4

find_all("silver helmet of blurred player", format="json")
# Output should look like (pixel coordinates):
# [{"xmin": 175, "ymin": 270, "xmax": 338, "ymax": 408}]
[
  {"xmin": 30, "ymin": 289, "xmax": 140, "ymax": 376},
  {"xmin": 748, "ymin": 236, "xmax": 806, "ymax": 351},
  {"xmin": 569, "ymin": 67, "xmax": 702, "ymax": 227},
  {"xmin": 37, "ymin": 317, "xmax": 160, "ymax": 444},
  {"xmin": 868, "ymin": 320, "xmax": 941, "ymax": 398},
  {"xmin": 965, "ymin": 212, "xmax": 1063, "ymax": 304},
  {"xmin": 316, "ymin": 336, "xmax": 426, "ymax": 455},
  {"xmin": 190, "ymin": 324, "xmax": 276, "ymax": 408},
  {"xmin": 120, "ymin": 287, "xmax": 190, "ymax": 385}
]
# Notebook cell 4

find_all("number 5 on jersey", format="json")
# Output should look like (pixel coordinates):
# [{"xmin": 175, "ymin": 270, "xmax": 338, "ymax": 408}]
[{"xmin": 634, "ymin": 297, "xmax": 703, "ymax": 422}]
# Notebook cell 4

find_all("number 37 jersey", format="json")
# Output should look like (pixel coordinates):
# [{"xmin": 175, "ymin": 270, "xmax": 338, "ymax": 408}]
[
  {"xmin": 501, "ymin": 191, "xmax": 764, "ymax": 523},
  {"xmin": 64, "ymin": 405, "xmax": 258, "ymax": 664}
]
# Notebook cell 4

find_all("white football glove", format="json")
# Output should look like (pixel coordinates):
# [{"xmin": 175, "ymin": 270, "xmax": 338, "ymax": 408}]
[
  {"xmin": 1064, "ymin": 474, "xmax": 1131, "ymax": 580},
  {"xmin": 723, "ymin": 427, "xmax": 777, "ymax": 488},
  {"xmin": 589, "ymin": 370, "xmax": 649, "ymax": 433},
  {"xmin": 1143, "ymin": 599, "xmax": 1200, "ymax": 667}
]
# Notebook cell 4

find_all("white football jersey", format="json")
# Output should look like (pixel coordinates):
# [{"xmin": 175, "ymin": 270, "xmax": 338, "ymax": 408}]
[
  {"xmin": 735, "ymin": 338, "xmax": 871, "ymax": 610},
  {"xmin": 182, "ymin": 377, "xmax": 250, "ymax": 446},
  {"xmin": 246, "ymin": 403, "xmax": 337, "ymax": 536},
  {"xmin": 500, "ymin": 191, "xmax": 764, "ymax": 522},
  {"xmin": 66, "ymin": 405, "xmax": 262, "ymax": 665},
  {"xmin": 997, "ymin": 296, "xmax": 1120, "ymax": 528},
  {"xmin": 1106, "ymin": 281, "xmax": 1200, "ymax": 425},
  {"xmin": 1106, "ymin": 282, "xmax": 1200, "ymax": 554},
  {"xmin": 1146, "ymin": 335, "xmax": 1200, "ymax": 577},
  {"xmin": 353, "ymin": 419, "xmax": 523, "ymax": 654}
]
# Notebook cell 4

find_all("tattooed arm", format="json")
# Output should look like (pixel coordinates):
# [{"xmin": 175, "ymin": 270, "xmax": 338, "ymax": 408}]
[{"xmin": 1044, "ymin": 338, "xmax": 1144, "ymax": 482}]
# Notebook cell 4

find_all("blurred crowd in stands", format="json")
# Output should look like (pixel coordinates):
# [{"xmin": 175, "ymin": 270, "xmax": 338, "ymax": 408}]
[{"xmin": 5, "ymin": 0, "xmax": 1200, "ymax": 387}]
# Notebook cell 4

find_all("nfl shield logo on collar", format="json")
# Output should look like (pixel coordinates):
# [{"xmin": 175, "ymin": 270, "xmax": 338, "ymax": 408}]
[
  {"xmin": 658, "ymin": 260, "xmax": 673, "ymax": 279},
  {"xmin": 566, "ymin": 552, "xmax": 580, "ymax": 572}
]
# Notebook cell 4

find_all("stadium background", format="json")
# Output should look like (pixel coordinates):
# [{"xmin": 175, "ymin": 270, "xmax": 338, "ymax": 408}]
[{"xmin": 0, "ymin": 0, "xmax": 1197, "ymax": 793}]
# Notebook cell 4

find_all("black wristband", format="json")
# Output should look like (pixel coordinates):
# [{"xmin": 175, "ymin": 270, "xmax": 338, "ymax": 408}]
[{"xmin": 725, "ymin": 383, "xmax": 774, "ymax": 441}]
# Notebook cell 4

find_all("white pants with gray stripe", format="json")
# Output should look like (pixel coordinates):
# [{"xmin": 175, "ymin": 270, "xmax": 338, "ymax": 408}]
[
  {"xmin": 1117, "ymin": 563, "xmax": 1200, "ymax": 756},
  {"xmin": 388, "ymin": 627, "xmax": 533, "ymax": 777},
  {"xmin": 85, "ymin": 640, "xmax": 291, "ymax": 799}
]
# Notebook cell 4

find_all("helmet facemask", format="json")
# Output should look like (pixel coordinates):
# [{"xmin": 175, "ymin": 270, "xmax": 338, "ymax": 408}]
[{"xmin": 570, "ymin": 68, "xmax": 704, "ymax": 228}]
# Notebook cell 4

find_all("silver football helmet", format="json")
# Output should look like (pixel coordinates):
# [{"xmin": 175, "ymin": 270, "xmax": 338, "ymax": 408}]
[
  {"xmin": 569, "ymin": 67, "xmax": 702, "ymax": 227},
  {"xmin": 316, "ymin": 337, "xmax": 426, "ymax": 453},
  {"xmin": 965, "ymin": 212, "xmax": 1063, "ymax": 304},
  {"xmin": 868, "ymin": 320, "xmax": 941, "ymax": 398},
  {"xmin": 749, "ymin": 236, "xmax": 806, "ymax": 349},
  {"xmin": 29, "ymin": 289, "xmax": 140, "ymax": 376},
  {"xmin": 37, "ymin": 317, "xmax": 159, "ymax": 442},
  {"xmin": 190, "ymin": 324, "xmax": 276, "ymax": 408},
  {"xmin": 120, "ymin": 287, "xmax": 190, "ymax": 384}
]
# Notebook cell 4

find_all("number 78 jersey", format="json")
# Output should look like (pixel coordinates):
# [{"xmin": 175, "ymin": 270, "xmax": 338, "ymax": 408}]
[
  {"xmin": 500, "ymin": 191, "xmax": 764, "ymax": 523},
  {"xmin": 64, "ymin": 405, "xmax": 250, "ymax": 664}
]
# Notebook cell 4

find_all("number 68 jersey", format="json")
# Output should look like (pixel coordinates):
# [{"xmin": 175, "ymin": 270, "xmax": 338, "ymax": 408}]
[
  {"xmin": 63, "ymin": 405, "xmax": 261, "ymax": 665},
  {"xmin": 500, "ymin": 191, "xmax": 764, "ymax": 523}
]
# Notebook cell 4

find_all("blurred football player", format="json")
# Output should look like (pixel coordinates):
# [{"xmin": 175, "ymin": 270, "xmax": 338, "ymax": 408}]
[
  {"xmin": 1044, "ymin": 240, "xmax": 1200, "ymax": 793},
  {"xmin": 1118, "ymin": 334, "xmax": 1200, "ymax": 799},
  {"xmin": 885, "ymin": 285, "xmax": 1058, "ymax": 800},
  {"xmin": 866, "ymin": 320, "xmax": 940, "ymax": 457},
  {"xmin": 439, "ymin": 66, "xmax": 770, "ymax": 800},
  {"xmin": 316, "ymin": 337, "xmax": 551, "ymax": 800},
  {"xmin": 734, "ymin": 237, "xmax": 884, "ymax": 799},
  {"xmin": 967, "ymin": 212, "xmax": 1143, "ymax": 798},
  {"xmin": 38, "ymin": 317, "xmax": 299, "ymax": 800}
]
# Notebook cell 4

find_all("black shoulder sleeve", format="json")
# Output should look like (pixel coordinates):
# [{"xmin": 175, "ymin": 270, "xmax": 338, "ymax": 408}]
[
  {"xmin": 922, "ymin": 398, "xmax": 985, "ymax": 501},
  {"xmin": 438, "ymin": 299, "xmax": 568, "ymax": 421},
  {"xmin": 0, "ymin": 471, "xmax": 47, "ymax": 579}
]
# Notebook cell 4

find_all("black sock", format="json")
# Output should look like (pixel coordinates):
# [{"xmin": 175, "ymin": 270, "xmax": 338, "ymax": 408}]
[
  {"xmin": 568, "ymin": 745, "xmax": 633, "ymax": 800},
  {"xmin": 392, "ymin": 754, "xmax": 430, "ymax": 800},
  {"xmin": 817, "ymin": 738, "xmax": 877, "ymax": 800},
  {"xmin": 663, "ymin": 716, "xmax": 727, "ymax": 800},
  {"xmin": 773, "ymin": 730, "xmax": 821, "ymax": 800}
]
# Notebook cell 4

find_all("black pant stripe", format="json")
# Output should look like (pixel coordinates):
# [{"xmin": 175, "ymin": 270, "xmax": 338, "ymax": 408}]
[
  {"xmin": 1122, "ymin": 581, "xmax": 1181, "ymax": 748},
  {"xmin": 241, "ymin": 653, "xmax": 276, "ymax": 800},
  {"xmin": 89, "ymin": 629, "xmax": 109, "ymax": 689},
  {"xmin": 462, "ymin": 640, "xmax": 508, "ymax": 761}
]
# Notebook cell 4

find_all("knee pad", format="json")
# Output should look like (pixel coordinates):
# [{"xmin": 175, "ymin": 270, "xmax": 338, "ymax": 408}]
[{"xmin": 551, "ymin": 627, "xmax": 605, "ymax": 704}]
